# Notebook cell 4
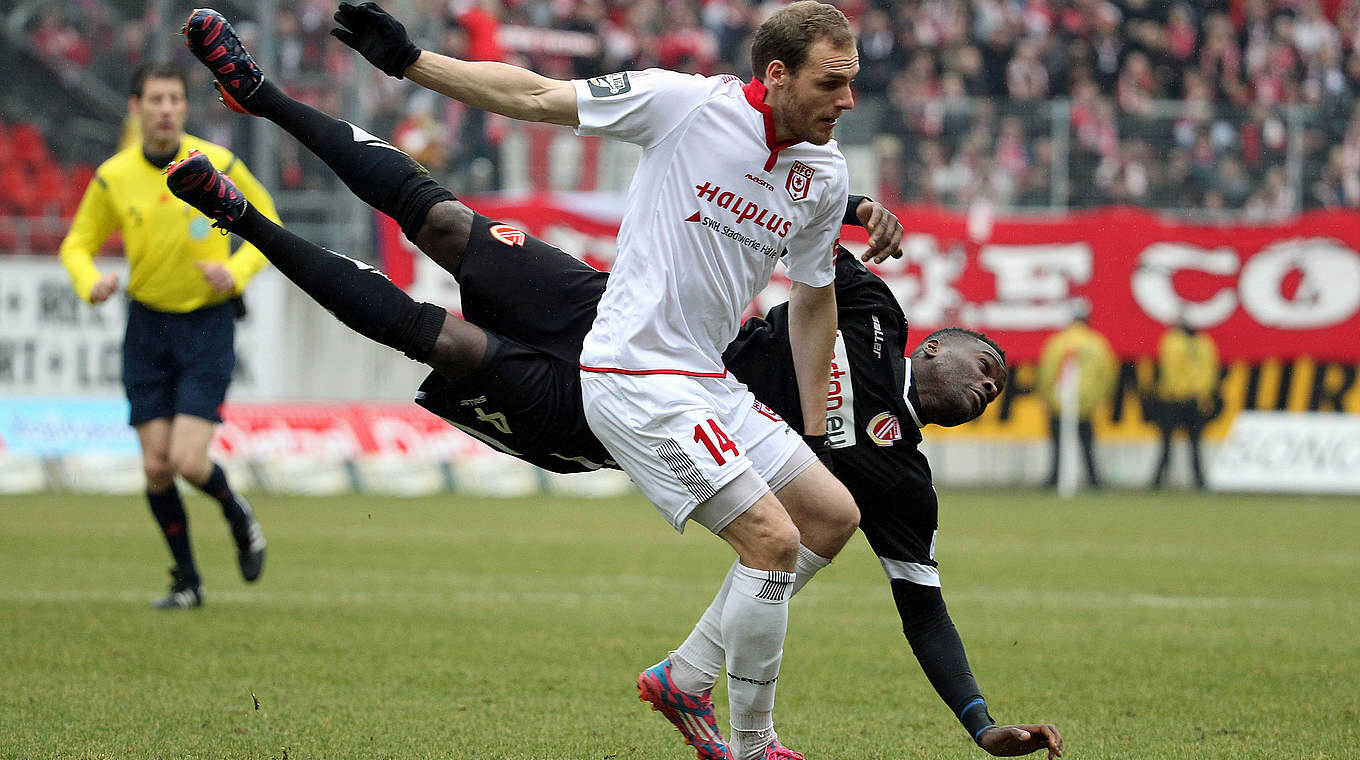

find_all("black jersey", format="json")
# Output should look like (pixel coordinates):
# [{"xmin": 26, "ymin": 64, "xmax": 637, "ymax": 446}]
[{"xmin": 724, "ymin": 248, "xmax": 940, "ymax": 577}]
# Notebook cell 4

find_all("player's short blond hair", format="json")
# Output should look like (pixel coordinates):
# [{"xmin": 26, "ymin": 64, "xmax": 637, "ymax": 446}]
[{"xmin": 750, "ymin": 1, "xmax": 855, "ymax": 82}]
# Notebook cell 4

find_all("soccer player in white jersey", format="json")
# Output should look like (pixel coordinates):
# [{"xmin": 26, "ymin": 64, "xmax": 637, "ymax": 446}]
[{"xmin": 330, "ymin": 2, "xmax": 859, "ymax": 757}]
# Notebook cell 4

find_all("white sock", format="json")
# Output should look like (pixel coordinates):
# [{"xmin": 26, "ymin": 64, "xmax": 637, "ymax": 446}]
[
  {"xmin": 730, "ymin": 727, "xmax": 777, "ymax": 760},
  {"xmin": 672, "ymin": 546, "xmax": 831, "ymax": 695},
  {"xmin": 723, "ymin": 563, "xmax": 794, "ymax": 757},
  {"xmin": 791, "ymin": 543, "xmax": 832, "ymax": 596},
  {"xmin": 671, "ymin": 561, "xmax": 738, "ymax": 694}
]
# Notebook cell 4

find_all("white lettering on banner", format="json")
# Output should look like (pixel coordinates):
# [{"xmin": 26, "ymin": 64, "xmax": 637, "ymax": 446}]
[
  {"xmin": 1131, "ymin": 243, "xmax": 1240, "ymax": 327},
  {"xmin": 880, "ymin": 234, "xmax": 965, "ymax": 326},
  {"xmin": 1239, "ymin": 239, "xmax": 1360, "ymax": 328},
  {"xmin": 1134, "ymin": 239, "xmax": 1360, "ymax": 330},
  {"xmin": 388, "ymin": 201, "xmax": 1360, "ymax": 358},
  {"xmin": 0, "ymin": 259, "xmax": 285, "ymax": 398},
  {"xmin": 973, "ymin": 243, "xmax": 1093, "ymax": 329},
  {"xmin": 1208, "ymin": 411, "xmax": 1360, "ymax": 494},
  {"xmin": 0, "ymin": 260, "xmax": 125, "ymax": 395}
]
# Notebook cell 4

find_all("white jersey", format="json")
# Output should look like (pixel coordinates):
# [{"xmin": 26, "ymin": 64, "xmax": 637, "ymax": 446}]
[{"xmin": 572, "ymin": 69, "xmax": 848, "ymax": 376}]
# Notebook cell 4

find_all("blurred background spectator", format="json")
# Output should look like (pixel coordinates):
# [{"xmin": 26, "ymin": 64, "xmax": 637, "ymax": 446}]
[{"xmin": 4, "ymin": 0, "xmax": 1360, "ymax": 256}]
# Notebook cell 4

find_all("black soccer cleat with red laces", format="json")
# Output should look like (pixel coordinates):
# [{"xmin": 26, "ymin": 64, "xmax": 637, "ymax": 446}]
[
  {"xmin": 182, "ymin": 8, "xmax": 264, "ymax": 114},
  {"xmin": 166, "ymin": 150, "xmax": 248, "ymax": 229}
]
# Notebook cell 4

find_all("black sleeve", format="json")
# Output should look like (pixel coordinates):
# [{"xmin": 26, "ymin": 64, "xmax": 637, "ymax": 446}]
[
  {"xmin": 844, "ymin": 194, "xmax": 871, "ymax": 226},
  {"xmin": 891, "ymin": 579, "xmax": 996, "ymax": 744}
]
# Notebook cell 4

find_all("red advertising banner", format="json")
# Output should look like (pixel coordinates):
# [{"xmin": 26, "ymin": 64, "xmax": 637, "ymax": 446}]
[
  {"xmin": 378, "ymin": 200, "xmax": 1360, "ymax": 362},
  {"xmin": 213, "ymin": 401, "xmax": 496, "ymax": 460}
]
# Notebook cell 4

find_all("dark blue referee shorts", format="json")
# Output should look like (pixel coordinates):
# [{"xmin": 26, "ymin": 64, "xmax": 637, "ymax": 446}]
[{"xmin": 122, "ymin": 300, "xmax": 236, "ymax": 426}]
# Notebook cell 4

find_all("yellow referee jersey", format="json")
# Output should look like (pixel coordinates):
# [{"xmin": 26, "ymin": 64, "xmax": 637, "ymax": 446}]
[
  {"xmin": 1155, "ymin": 327, "xmax": 1219, "ymax": 405},
  {"xmin": 59, "ymin": 135, "xmax": 280, "ymax": 312}
]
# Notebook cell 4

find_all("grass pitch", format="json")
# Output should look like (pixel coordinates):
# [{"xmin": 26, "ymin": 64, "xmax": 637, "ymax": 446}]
[{"xmin": 1, "ymin": 488, "xmax": 1357, "ymax": 759}]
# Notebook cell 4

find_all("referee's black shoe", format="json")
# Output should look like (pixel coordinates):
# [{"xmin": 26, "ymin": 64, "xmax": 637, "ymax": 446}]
[
  {"xmin": 183, "ymin": 8, "xmax": 264, "ymax": 114},
  {"xmin": 230, "ymin": 496, "xmax": 267, "ymax": 583},
  {"xmin": 151, "ymin": 567, "xmax": 203, "ymax": 610},
  {"xmin": 166, "ymin": 151, "xmax": 248, "ymax": 229}
]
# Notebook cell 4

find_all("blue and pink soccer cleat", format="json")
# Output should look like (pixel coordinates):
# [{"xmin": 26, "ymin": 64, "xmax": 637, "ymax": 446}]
[{"xmin": 638, "ymin": 659, "xmax": 729, "ymax": 760}]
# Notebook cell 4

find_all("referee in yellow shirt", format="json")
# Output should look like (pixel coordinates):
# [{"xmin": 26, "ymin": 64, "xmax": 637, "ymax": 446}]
[{"xmin": 59, "ymin": 62, "xmax": 281, "ymax": 609}]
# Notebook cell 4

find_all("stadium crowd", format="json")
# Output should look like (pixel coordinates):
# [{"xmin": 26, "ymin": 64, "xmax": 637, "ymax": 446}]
[{"xmin": 8, "ymin": 0, "xmax": 1360, "ymax": 217}]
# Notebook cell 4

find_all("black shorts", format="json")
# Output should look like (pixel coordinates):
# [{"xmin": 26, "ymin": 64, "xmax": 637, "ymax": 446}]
[
  {"xmin": 122, "ymin": 300, "xmax": 236, "ymax": 426},
  {"xmin": 414, "ymin": 214, "xmax": 614, "ymax": 474}
]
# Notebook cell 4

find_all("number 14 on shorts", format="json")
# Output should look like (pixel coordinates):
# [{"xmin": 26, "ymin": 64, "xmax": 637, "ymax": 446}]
[{"xmin": 694, "ymin": 418, "xmax": 740, "ymax": 465}]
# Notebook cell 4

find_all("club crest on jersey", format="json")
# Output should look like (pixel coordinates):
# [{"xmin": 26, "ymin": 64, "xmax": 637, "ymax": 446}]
[
  {"xmin": 866, "ymin": 412, "xmax": 902, "ymax": 446},
  {"xmin": 586, "ymin": 72, "xmax": 631, "ymax": 97},
  {"xmin": 786, "ymin": 161, "xmax": 814, "ymax": 202},
  {"xmin": 489, "ymin": 224, "xmax": 526, "ymax": 247}
]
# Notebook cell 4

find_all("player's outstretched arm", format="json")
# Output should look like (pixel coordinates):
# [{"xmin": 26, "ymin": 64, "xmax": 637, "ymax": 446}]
[
  {"xmin": 331, "ymin": 1, "xmax": 578, "ymax": 126},
  {"xmin": 891, "ymin": 579, "xmax": 1062, "ymax": 756},
  {"xmin": 976, "ymin": 724, "xmax": 1063, "ymax": 758}
]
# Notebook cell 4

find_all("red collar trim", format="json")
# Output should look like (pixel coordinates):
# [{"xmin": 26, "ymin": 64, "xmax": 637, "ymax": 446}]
[{"xmin": 742, "ymin": 78, "xmax": 802, "ymax": 171}]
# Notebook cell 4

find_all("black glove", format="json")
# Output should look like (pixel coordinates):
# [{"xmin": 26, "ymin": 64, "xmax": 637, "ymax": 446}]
[
  {"xmin": 803, "ymin": 433, "xmax": 835, "ymax": 473},
  {"xmin": 331, "ymin": 1, "xmax": 422, "ymax": 78}
]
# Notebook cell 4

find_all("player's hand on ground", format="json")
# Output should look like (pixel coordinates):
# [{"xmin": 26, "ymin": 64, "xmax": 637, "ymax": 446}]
[
  {"xmin": 89, "ymin": 272, "xmax": 120, "ymax": 304},
  {"xmin": 331, "ymin": 1, "xmax": 422, "ymax": 78},
  {"xmin": 196, "ymin": 262, "xmax": 237, "ymax": 294},
  {"xmin": 855, "ymin": 198, "xmax": 903, "ymax": 263},
  {"xmin": 977, "ymin": 724, "xmax": 1063, "ymax": 758}
]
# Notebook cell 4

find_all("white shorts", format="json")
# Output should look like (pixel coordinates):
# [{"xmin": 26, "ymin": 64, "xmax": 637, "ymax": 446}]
[{"xmin": 580, "ymin": 370, "xmax": 808, "ymax": 533}]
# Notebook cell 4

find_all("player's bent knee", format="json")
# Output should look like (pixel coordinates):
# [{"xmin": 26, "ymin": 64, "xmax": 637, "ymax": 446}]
[
  {"xmin": 722, "ymin": 498, "xmax": 802, "ymax": 571},
  {"xmin": 169, "ymin": 451, "xmax": 208, "ymax": 481},
  {"xmin": 143, "ymin": 461, "xmax": 173, "ymax": 488}
]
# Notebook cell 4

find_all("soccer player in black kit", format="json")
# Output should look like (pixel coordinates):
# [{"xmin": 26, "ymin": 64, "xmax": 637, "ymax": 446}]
[{"xmin": 171, "ymin": 8, "xmax": 1061, "ymax": 758}]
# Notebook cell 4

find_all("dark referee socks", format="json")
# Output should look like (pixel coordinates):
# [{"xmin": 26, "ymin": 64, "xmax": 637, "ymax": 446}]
[
  {"xmin": 194, "ymin": 462, "xmax": 246, "ymax": 523},
  {"xmin": 146, "ymin": 487, "xmax": 198, "ymax": 582}
]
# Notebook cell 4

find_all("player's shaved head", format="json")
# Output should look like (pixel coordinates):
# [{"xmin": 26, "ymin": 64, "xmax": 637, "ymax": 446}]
[
  {"xmin": 916, "ymin": 327, "xmax": 1006, "ymax": 371},
  {"xmin": 750, "ymin": 1, "xmax": 854, "ymax": 82},
  {"xmin": 910, "ymin": 328, "xmax": 1007, "ymax": 427}
]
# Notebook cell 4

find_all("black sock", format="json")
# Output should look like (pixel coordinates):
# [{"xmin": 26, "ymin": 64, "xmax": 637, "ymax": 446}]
[
  {"xmin": 230, "ymin": 205, "xmax": 446, "ymax": 361},
  {"xmin": 194, "ymin": 462, "xmax": 244, "ymax": 522},
  {"xmin": 243, "ymin": 79, "xmax": 455, "ymax": 237},
  {"xmin": 147, "ymin": 487, "xmax": 198, "ymax": 582}
]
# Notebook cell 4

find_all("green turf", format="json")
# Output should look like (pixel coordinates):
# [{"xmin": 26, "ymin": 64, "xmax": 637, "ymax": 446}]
[{"xmin": 1, "ymin": 488, "xmax": 1357, "ymax": 759}]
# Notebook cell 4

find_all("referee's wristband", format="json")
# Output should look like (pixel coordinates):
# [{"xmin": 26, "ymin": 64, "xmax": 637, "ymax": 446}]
[
  {"xmin": 959, "ymin": 697, "xmax": 996, "ymax": 744},
  {"xmin": 844, "ymin": 194, "xmax": 873, "ymax": 226}
]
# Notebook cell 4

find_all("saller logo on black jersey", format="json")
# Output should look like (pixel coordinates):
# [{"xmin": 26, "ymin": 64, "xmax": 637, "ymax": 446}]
[{"xmin": 587, "ymin": 72, "xmax": 631, "ymax": 97}]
